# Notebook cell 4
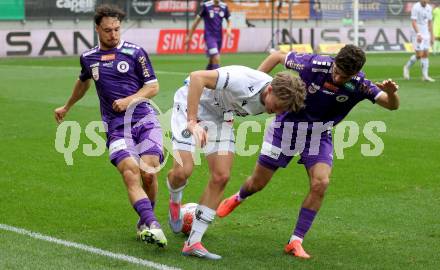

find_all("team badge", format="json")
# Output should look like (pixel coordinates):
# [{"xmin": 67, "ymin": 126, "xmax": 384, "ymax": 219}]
[
  {"xmin": 336, "ymin": 95, "xmax": 349, "ymax": 102},
  {"xmin": 91, "ymin": 66, "xmax": 99, "ymax": 81},
  {"xmin": 181, "ymin": 129, "xmax": 191, "ymax": 138},
  {"xmin": 219, "ymin": 11, "xmax": 224, "ymax": 17},
  {"xmin": 117, "ymin": 61, "xmax": 130, "ymax": 73}
]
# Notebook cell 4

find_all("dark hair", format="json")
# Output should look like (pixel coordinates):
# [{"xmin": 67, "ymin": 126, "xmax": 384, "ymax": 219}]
[
  {"xmin": 334, "ymin": 44, "xmax": 366, "ymax": 75},
  {"xmin": 94, "ymin": 4, "xmax": 126, "ymax": 26}
]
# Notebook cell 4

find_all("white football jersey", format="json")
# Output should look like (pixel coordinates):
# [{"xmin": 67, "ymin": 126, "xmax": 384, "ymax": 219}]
[
  {"xmin": 411, "ymin": 2, "xmax": 433, "ymax": 35},
  {"xmin": 212, "ymin": 65, "xmax": 272, "ymax": 116}
]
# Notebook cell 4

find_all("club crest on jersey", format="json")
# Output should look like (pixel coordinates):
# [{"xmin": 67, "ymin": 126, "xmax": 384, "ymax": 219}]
[
  {"xmin": 101, "ymin": 54, "xmax": 115, "ymax": 61},
  {"xmin": 117, "ymin": 61, "xmax": 130, "ymax": 73},
  {"xmin": 92, "ymin": 66, "xmax": 99, "ymax": 81}
]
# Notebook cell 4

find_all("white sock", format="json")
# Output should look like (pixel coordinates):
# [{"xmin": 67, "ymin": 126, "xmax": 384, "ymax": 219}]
[
  {"xmin": 405, "ymin": 54, "xmax": 417, "ymax": 69},
  {"xmin": 289, "ymin": 235, "xmax": 303, "ymax": 244},
  {"xmin": 421, "ymin": 58, "xmax": 429, "ymax": 78},
  {"xmin": 187, "ymin": 205, "xmax": 216, "ymax": 245},
  {"xmin": 166, "ymin": 178, "xmax": 186, "ymax": 203}
]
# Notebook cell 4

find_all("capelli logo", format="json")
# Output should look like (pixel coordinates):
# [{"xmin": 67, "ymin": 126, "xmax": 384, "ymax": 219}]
[{"xmin": 56, "ymin": 0, "xmax": 95, "ymax": 13}]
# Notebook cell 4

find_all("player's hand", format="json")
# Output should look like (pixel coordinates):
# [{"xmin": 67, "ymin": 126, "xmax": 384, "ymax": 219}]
[
  {"xmin": 112, "ymin": 98, "xmax": 130, "ymax": 112},
  {"xmin": 226, "ymin": 29, "xmax": 233, "ymax": 38},
  {"xmin": 376, "ymin": 79, "xmax": 399, "ymax": 94},
  {"xmin": 54, "ymin": 106, "xmax": 69, "ymax": 124},
  {"xmin": 187, "ymin": 120, "xmax": 207, "ymax": 148}
]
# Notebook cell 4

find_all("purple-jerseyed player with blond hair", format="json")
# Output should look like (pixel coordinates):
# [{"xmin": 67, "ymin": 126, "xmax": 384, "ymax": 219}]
[
  {"xmin": 184, "ymin": 0, "xmax": 232, "ymax": 70},
  {"xmin": 217, "ymin": 45, "xmax": 400, "ymax": 258},
  {"xmin": 54, "ymin": 4, "xmax": 167, "ymax": 247}
]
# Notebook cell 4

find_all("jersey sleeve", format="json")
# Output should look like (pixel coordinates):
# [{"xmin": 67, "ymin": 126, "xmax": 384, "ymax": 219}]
[
  {"xmin": 78, "ymin": 56, "xmax": 91, "ymax": 82},
  {"xmin": 135, "ymin": 48, "xmax": 157, "ymax": 85},
  {"xmin": 358, "ymin": 78, "xmax": 383, "ymax": 103},
  {"xmin": 411, "ymin": 5, "xmax": 418, "ymax": 20},
  {"xmin": 284, "ymin": 51, "xmax": 314, "ymax": 77},
  {"xmin": 198, "ymin": 4, "xmax": 207, "ymax": 18},
  {"xmin": 224, "ymin": 5, "xmax": 231, "ymax": 19}
]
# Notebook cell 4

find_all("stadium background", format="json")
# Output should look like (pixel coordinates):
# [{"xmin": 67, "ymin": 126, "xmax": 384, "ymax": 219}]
[{"xmin": 1, "ymin": 1, "xmax": 439, "ymax": 270}]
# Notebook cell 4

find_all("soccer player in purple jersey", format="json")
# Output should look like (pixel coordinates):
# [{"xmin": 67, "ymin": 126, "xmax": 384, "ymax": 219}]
[
  {"xmin": 217, "ymin": 45, "xmax": 400, "ymax": 258},
  {"xmin": 54, "ymin": 4, "xmax": 167, "ymax": 247},
  {"xmin": 184, "ymin": 0, "xmax": 232, "ymax": 70}
]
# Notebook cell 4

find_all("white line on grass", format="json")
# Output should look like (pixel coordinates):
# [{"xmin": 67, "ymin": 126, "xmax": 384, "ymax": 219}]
[
  {"xmin": 0, "ymin": 223, "xmax": 181, "ymax": 270},
  {"xmin": 0, "ymin": 65, "xmax": 187, "ymax": 76},
  {"xmin": 0, "ymin": 64, "xmax": 438, "ymax": 81}
]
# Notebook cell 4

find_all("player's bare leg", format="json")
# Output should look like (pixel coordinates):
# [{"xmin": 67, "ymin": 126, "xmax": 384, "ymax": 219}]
[
  {"xmin": 183, "ymin": 152, "xmax": 233, "ymax": 260},
  {"xmin": 167, "ymin": 151, "xmax": 194, "ymax": 233},
  {"xmin": 117, "ymin": 156, "xmax": 167, "ymax": 247},
  {"xmin": 207, "ymin": 54, "xmax": 220, "ymax": 70},
  {"xmin": 217, "ymin": 163, "xmax": 275, "ymax": 217}
]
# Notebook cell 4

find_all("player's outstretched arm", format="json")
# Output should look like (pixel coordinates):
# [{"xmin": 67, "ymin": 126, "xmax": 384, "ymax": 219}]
[
  {"xmin": 375, "ymin": 79, "xmax": 400, "ymax": 111},
  {"xmin": 258, "ymin": 51, "xmax": 287, "ymax": 73},
  {"xmin": 54, "ymin": 79, "xmax": 91, "ymax": 124},
  {"xmin": 112, "ymin": 82, "xmax": 159, "ymax": 113},
  {"xmin": 184, "ymin": 16, "xmax": 202, "ymax": 50},
  {"xmin": 186, "ymin": 70, "xmax": 218, "ymax": 147}
]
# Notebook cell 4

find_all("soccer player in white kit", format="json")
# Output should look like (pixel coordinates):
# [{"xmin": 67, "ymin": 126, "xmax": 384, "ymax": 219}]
[
  {"xmin": 166, "ymin": 65, "xmax": 307, "ymax": 259},
  {"xmin": 403, "ymin": 0, "xmax": 435, "ymax": 82}
]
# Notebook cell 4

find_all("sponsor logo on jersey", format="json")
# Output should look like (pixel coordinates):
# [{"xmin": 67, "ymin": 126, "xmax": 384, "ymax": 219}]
[
  {"xmin": 117, "ymin": 61, "xmax": 130, "ymax": 73},
  {"xmin": 92, "ymin": 66, "xmax": 99, "ymax": 81},
  {"xmin": 323, "ymin": 82, "xmax": 339, "ymax": 92},
  {"xmin": 101, "ymin": 54, "xmax": 115, "ymax": 61},
  {"xmin": 181, "ymin": 129, "xmax": 191, "ymax": 138},
  {"xmin": 103, "ymin": 61, "xmax": 113, "ymax": 68},
  {"xmin": 89, "ymin": 62, "xmax": 99, "ymax": 68},
  {"xmin": 121, "ymin": 48, "xmax": 135, "ymax": 55},
  {"xmin": 138, "ymin": 56, "xmax": 150, "ymax": 78},
  {"xmin": 286, "ymin": 60, "xmax": 304, "ymax": 71},
  {"xmin": 312, "ymin": 68, "xmax": 330, "ymax": 73},
  {"xmin": 308, "ymin": 82, "xmax": 320, "ymax": 94},
  {"xmin": 336, "ymin": 95, "xmax": 349, "ymax": 102}
]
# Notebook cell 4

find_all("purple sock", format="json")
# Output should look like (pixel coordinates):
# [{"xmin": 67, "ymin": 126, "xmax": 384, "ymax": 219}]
[
  {"xmin": 206, "ymin": 63, "xmax": 213, "ymax": 70},
  {"xmin": 151, "ymin": 201, "xmax": 155, "ymax": 210},
  {"xmin": 293, "ymin": 208, "xmax": 317, "ymax": 239},
  {"xmin": 238, "ymin": 186, "xmax": 255, "ymax": 200},
  {"xmin": 211, "ymin": 63, "xmax": 220, "ymax": 69},
  {"xmin": 133, "ymin": 198, "xmax": 159, "ymax": 228}
]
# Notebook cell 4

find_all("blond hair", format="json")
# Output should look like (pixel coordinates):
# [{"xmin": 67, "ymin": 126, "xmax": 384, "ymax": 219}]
[{"xmin": 270, "ymin": 71, "xmax": 306, "ymax": 112}]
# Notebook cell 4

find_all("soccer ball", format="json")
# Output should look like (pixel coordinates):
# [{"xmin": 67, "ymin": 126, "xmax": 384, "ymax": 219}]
[{"xmin": 181, "ymin": 203, "xmax": 198, "ymax": 235}]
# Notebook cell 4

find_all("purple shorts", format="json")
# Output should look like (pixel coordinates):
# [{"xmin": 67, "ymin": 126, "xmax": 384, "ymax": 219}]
[
  {"xmin": 106, "ymin": 121, "xmax": 163, "ymax": 167},
  {"xmin": 258, "ymin": 119, "xmax": 333, "ymax": 171},
  {"xmin": 205, "ymin": 36, "xmax": 222, "ymax": 56}
]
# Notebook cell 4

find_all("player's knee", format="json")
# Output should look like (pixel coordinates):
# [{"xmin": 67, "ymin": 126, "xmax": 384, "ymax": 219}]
[
  {"xmin": 210, "ymin": 172, "xmax": 230, "ymax": 188},
  {"xmin": 310, "ymin": 176, "xmax": 330, "ymax": 196},
  {"xmin": 170, "ymin": 166, "xmax": 192, "ymax": 184},
  {"xmin": 121, "ymin": 166, "xmax": 141, "ymax": 187}
]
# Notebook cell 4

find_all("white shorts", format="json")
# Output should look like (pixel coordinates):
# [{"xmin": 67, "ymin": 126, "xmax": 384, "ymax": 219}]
[
  {"xmin": 412, "ymin": 34, "xmax": 431, "ymax": 51},
  {"xmin": 171, "ymin": 85, "xmax": 235, "ymax": 155}
]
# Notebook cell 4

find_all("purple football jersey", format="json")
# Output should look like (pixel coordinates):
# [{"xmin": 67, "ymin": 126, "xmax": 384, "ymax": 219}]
[
  {"xmin": 281, "ymin": 51, "xmax": 383, "ymax": 125},
  {"xmin": 79, "ymin": 40, "xmax": 158, "ymax": 131},
  {"xmin": 199, "ymin": 0, "xmax": 230, "ymax": 40}
]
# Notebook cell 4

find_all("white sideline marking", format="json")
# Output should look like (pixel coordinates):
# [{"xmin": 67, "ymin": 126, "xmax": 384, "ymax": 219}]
[
  {"xmin": 0, "ymin": 223, "xmax": 181, "ymax": 270},
  {"xmin": 0, "ymin": 65, "xmax": 187, "ymax": 76}
]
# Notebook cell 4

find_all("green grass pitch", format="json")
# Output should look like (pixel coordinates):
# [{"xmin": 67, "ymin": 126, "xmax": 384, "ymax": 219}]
[{"xmin": 0, "ymin": 53, "xmax": 439, "ymax": 269}]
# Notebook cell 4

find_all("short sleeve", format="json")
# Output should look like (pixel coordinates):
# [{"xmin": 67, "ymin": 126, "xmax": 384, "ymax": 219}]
[
  {"xmin": 135, "ymin": 48, "xmax": 157, "ymax": 84},
  {"xmin": 78, "ymin": 56, "xmax": 91, "ymax": 82},
  {"xmin": 215, "ymin": 68, "xmax": 230, "ymax": 91},
  {"xmin": 284, "ymin": 51, "xmax": 314, "ymax": 78},
  {"xmin": 411, "ymin": 5, "xmax": 417, "ymax": 20},
  {"xmin": 358, "ymin": 78, "xmax": 383, "ymax": 103},
  {"xmin": 198, "ymin": 4, "xmax": 207, "ymax": 18},
  {"xmin": 224, "ymin": 6, "xmax": 231, "ymax": 19}
]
